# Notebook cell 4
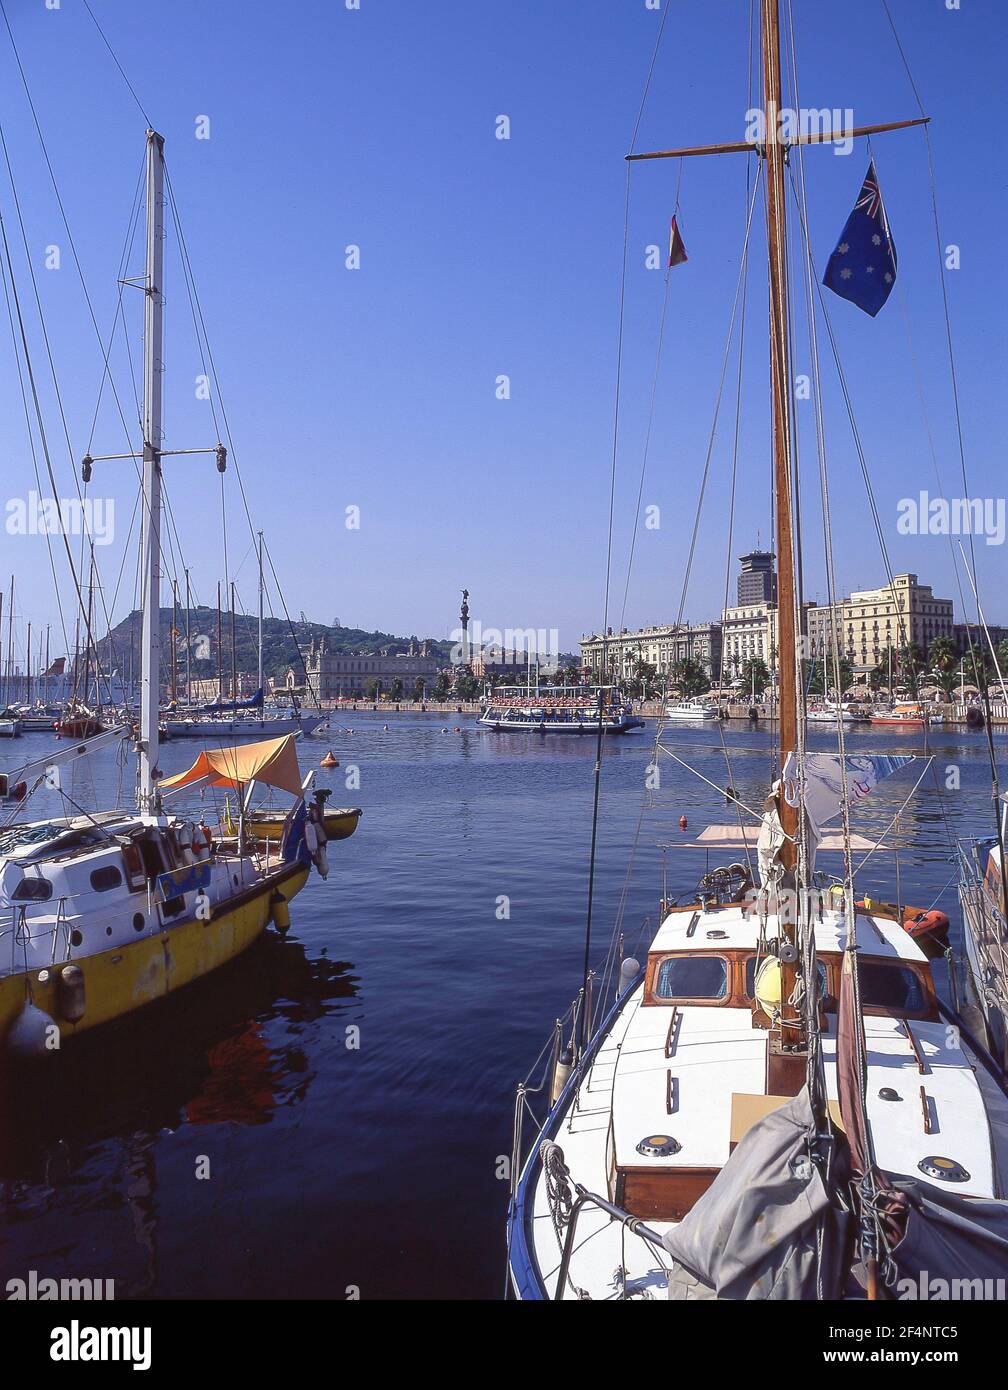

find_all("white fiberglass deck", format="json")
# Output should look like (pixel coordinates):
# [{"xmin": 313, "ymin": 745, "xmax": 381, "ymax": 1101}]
[
  {"xmin": 523, "ymin": 903, "xmax": 1006, "ymax": 1300},
  {"xmin": 612, "ymin": 1005, "xmax": 766, "ymax": 1170}
]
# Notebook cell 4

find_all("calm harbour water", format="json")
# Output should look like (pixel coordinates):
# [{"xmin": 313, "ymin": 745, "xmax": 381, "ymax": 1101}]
[{"xmin": 0, "ymin": 714, "xmax": 1002, "ymax": 1300}]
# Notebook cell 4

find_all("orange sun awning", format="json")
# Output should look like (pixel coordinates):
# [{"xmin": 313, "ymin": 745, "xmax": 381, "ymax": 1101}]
[{"xmin": 158, "ymin": 732, "xmax": 303, "ymax": 797}]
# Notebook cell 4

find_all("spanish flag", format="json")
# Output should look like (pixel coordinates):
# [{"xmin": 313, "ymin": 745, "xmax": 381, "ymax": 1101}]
[{"xmin": 668, "ymin": 214, "xmax": 688, "ymax": 268}]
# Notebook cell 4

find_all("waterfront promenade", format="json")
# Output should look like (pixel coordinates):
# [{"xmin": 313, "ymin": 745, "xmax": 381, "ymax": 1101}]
[{"xmin": 318, "ymin": 698, "xmax": 1008, "ymax": 725}]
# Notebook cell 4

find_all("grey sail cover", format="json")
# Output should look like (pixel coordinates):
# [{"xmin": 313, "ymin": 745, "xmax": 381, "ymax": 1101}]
[
  {"xmin": 885, "ymin": 1176, "xmax": 1008, "ymax": 1296},
  {"xmin": 661, "ymin": 1089, "xmax": 850, "ymax": 1300}
]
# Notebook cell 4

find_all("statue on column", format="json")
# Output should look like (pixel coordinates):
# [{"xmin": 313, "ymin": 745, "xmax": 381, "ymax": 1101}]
[{"xmin": 460, "ymin": 589, "xmax": 470, "ymax": 668}]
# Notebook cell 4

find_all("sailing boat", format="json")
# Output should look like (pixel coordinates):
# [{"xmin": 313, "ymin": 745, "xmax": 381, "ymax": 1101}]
[
  {"xmin": 0, "ymin": 582, "xmax": 23, "ymax": 736},
  {"xmin": 956, "ymin": 614, "xmax": 1008, "ymax": 1066},
  {"xmin": 958, "ymin": 792, "xmax": 1008, "ymax": 1069},
  {"xmin": 506, "ymin": 3, "xmax": 1008, "ymax": 1300},
  {"xmin": 162, "ymin": 537, "xmax": 325, "ymax": 740},
  {"xmin": 1, "ymin": 132, "xmax": 332, "ymax": 1053}
]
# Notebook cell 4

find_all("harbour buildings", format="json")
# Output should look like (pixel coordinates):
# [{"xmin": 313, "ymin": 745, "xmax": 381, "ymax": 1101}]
[
  {"xmin": 580, "ymin": 563, "xmax": 959, "ymax": 684},
  {"xmin": 579, "ymin": 622, "xmax": 722, "ymax": 682},
  {"xmin": 807, "ymin": 574, "xmax": 953, "ymax": 673},
  {"xmin": 736, "ymin": 549, "xmax": 777, "ymax": 605},
  {"xmin": 303, "ymin": 635, "xmax": 442, "ymax": 698}
]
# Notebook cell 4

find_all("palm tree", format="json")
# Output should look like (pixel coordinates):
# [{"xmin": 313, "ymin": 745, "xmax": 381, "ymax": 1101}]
[
  {"xmin": 899, "ymin": 641, "xmax": 924, "ymax": 698},
  {"xmin": 672, "ymin": 658, "xmax": 710, "ymax": 698},
  {"xmin": 873, "ymin": 643, "xmax": 900, "ymax": 695},
  {"xmin": 629, "ymin": 657, "xmax": 657, "ymax": 698},
  {"xmin": 964, "ymin": 645, "xmax": 994, "ymax": 696},
  {"xmin": 807, "ymin": 655, "xmax": 853, "ymax": 698},
  {"xmin": 996, "ymin": 638, "xmax": 1008, "ymax": 684},
  {"xmin": 927, "ymin": 636, "xmax": 959, "ymax": 699},
  {"xmin": 454, "ymin": 671, "xmax": 479, "ymax": 700},
  {"xmin": 740, "ymin": 656, "xmax": 769, "ymax": 699}
]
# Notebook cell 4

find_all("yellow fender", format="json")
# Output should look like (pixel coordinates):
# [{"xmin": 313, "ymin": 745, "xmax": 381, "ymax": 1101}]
[{"xmin": 270, "ymin": 891, "xmax": 291, "ymax": 933}]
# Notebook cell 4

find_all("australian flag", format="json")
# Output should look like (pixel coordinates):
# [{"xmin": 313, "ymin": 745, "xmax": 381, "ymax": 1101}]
[{"xmin": 823, "ymin": 160, "xmax": 897, "ymax": 316}]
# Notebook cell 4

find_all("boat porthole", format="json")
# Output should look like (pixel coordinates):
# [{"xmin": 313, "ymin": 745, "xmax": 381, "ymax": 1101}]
[
  {"xmin": 70, "ymin": 930, "xmax": 83, "ymax": 946},
  {"xmin": 918, "ymin": 1155, "xmax": 970, "ymax": 1183},
  {"xmin": 133, "ymin": 913, "xmax": 145, "ymax": 931},
  {"xmin": 636, "ymin": 1134, "xmax": 681, "ymax": 1157},
  {"xmin": 106, "ymin": 926, "xmax": 113, "ymax": 936}
]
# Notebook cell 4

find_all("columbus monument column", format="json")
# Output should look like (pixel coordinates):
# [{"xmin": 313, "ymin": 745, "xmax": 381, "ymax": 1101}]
[{"xmin": 460, "ymin": 588, "xmax": 470, "ymax": 667}]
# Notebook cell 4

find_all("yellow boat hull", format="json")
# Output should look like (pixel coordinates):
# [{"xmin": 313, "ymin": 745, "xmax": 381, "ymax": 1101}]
[
  {"xmin": 0, "ymin": 863, "xmax": 309, "ymax": 1043},
  {"xmin": 242, "ymin": 807, "xmax": 362, "ymax": 842}
]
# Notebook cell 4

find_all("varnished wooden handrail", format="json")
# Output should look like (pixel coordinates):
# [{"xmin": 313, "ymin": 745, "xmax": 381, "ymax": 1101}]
[
  {"xmin": 664, "ymin": 1006, "xmax": 680, "ymax": 1060},
  {"xmin": 920, "ymin": 1085, "xmax": 933, "ymax": 1136},
  {"xmin": 900, "ymin": 1018, "xmax": 929, "ymax": 1075}
]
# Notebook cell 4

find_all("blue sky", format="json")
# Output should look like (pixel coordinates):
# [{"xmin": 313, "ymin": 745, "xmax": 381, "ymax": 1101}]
[{"xmin": 0, "ymin": 0, "xmax": 1005, "ymax": 666}]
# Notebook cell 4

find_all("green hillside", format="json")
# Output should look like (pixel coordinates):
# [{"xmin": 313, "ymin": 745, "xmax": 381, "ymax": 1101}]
[{"xmin": 95, "ymin": 609, "xmax": 453, "ymax": 688}]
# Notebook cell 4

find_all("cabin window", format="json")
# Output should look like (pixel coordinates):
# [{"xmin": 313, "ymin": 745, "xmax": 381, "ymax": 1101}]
[
  {"xmin": 121, "ymin": 843, "xmax": 147, "ymax": 892},
  {"xmin": 11, "ymin": 877, "xmax": 53, "ymax": 901},
  {"xmin": 90, "ymin": 865, "xmax": 123, "ymax": 893},
  {"xmin": 744, "ymin": 956, "xmax": 828, "ymax": 1003},
  {"xmin": 859, "ymin": 962, "xmax": 926, "ymax": 1014},
  {"xmin": 655, "ymin": 954, "xmax": 727, "ymax": 1001}
]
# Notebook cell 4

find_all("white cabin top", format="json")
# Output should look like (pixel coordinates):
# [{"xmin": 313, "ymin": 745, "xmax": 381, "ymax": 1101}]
[{"xmin": 649, "ymin": 901, "xmax": 927, "ymax": 964}]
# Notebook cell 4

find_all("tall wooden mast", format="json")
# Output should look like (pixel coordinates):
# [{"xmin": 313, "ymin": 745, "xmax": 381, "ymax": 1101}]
[
  {"xmin": 624, "ymin": 0, "xmax": 929, "ymax": 1067},
  {"xmin": 138, "ymin": 129, "xmax": 165, "ymax": 815},
  {"xmin": 760, "ymin": 0, "xmax": 804, "ymax": 1068},
  {"xmin": 761, "ymin": 0, "xmax": 799, "ymax": 879}
]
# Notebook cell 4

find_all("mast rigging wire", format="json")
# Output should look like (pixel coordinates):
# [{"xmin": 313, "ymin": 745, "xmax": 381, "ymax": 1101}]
[
  {"xmin": 878, "ymin": 0, "xmax": 1007, "ymax": 906},
  {"xmin": 80, "ymin": 0, "xmax": 154, "ymax": 129},
  {"xmin": 785, "ymin": 0, "xmax": 863, "ymax": 1127},
  {"xmin": 0, "ymin": 7, "xmax": 158, "ymax": 696},
  {"xmin": 606, "ymin": 9, "xmax": 764, "ymax": 999},
  {"xmin": 0, "ymin": 203, "xmax": 105, "ymax": 695},
  {"xmin": 45, "ymin": 0, "xmax": 304, "ymax": 708},
  {"xmin": 577, "ymin": 0, "xmax": 675, "ymax": 1054}
]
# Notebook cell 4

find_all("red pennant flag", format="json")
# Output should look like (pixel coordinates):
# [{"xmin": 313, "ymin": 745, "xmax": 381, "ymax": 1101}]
[{"xmin": 668, "ymin": 214, "xmax": 688, "ymax": 268}]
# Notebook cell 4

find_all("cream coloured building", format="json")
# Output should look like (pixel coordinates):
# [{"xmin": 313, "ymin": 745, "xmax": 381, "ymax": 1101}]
[
  {"xmin": 303, "ymin": 635, "xmax": 442, "ymax": 697},
  {"xmin": 579, "ymin": 573, "xmax": 954, "ymax": 688},
  {"xmin": 807, "ymin": 573, "xmax": 952, "ymax": 672},
  {"xmin": 580, "ymin": 622, "xmax": 722, "ymax": 680},
  {"xmin": 720, "ymin": 604, "xmax": 778, "ymax": 677},
  {"xmin": 720, "ymin": 602, "xmax": 821, "ymax": 678}
]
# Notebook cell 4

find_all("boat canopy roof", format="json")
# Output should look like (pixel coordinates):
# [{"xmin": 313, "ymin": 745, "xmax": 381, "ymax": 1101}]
[
  {"xmin": 159, "ymin": 732, "xmax": 303, "ymax": 796},
  {"xmin": 650, "ymin": 903, "xmax": 927, "ymax": 964},
  {"xmin": 671, "ymin": 824, "xmax": 886, "ymax": 852}
]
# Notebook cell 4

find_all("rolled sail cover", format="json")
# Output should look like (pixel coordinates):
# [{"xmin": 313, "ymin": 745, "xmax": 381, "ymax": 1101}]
[
  {"xmin": 661, "ymin": 1089, "xmax": 850, "ymax": 1300},
  {"xmin": 884, "ymin": 1178, "xmax": 1008, "ymax": 1298}
]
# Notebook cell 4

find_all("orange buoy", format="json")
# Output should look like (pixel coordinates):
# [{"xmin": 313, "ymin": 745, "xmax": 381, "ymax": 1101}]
[
  {"xmin": 679, "ymin": 815, "xmax": 688, "ymax": 831},
  {"xmin": 320, "ymin": 750, "xmax": 339, "ymax": 768}
]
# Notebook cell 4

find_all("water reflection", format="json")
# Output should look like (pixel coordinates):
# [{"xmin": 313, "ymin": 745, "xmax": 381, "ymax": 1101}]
[
  {"xmin": 0, "ymin": 716, "xmax": 1000, "ymax": 1298},
  {"xmin": 0, "ymin": 934, "xmax": 358, "ymax": 1177}
]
